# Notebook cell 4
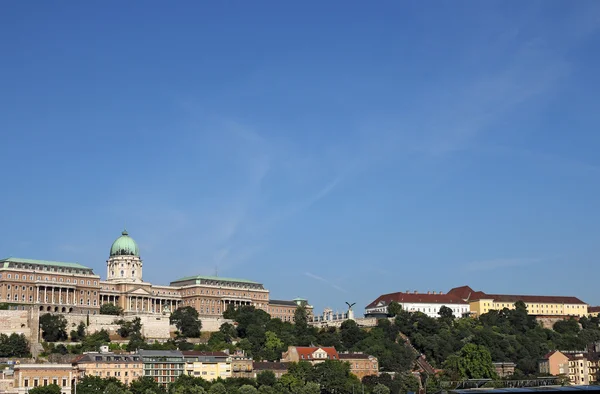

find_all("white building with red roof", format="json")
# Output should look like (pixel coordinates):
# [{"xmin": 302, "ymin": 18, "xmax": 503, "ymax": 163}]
[{"xmin": 365, "ymin": 290, "xmax": 470, "ymax": 318}]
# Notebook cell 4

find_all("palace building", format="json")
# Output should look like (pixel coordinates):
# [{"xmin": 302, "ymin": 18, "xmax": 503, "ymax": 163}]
[{"xmin": 0, "ymin": 229, "xmax": 304, "ymax": 319}]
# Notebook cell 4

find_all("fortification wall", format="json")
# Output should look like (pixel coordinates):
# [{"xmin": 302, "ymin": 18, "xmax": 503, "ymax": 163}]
[
  {"xmin": 63, "ymin": 314, "xmax": 171, "ymax": 339},
  {"xmin": 0, "ymin": 310, "xmax": 32, "ymax": 337},
  {"xmin": 309, "ymin": 317, "xmax": 378, "ymax": 329}
]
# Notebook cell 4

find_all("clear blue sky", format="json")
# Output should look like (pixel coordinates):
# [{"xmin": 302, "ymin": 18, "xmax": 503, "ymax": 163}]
[{"xmin": 1, "ymin": 1, "xmax": 600, "ymax": 315}]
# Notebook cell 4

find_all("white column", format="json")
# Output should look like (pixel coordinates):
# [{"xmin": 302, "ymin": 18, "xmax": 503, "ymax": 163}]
[
  {"xmin": 51, "ymin": 287, "xmax": 55, "ymax": 303},
  {"xmin": 36, "ymin": 287, "xmax": 40, "ymax": 302},
  {"xmin": 59, "ymin": 288, "xmax": 62, "ymax": 304}
]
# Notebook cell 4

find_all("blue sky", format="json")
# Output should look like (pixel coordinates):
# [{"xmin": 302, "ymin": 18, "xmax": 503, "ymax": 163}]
[{"xmin": 1, "ymin": 1, "xmax": 600, "ymax": 315}]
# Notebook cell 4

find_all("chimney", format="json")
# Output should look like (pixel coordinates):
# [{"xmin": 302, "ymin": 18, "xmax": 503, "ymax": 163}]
[
  {"xmin": 427, "ymin": 291, "xmax": 431, "ymax": 295},
  {"xmin": 432, "ymin": 291, "xmax": 436, "ymax": 295},
  {"xmin": 439, "ymin": 291, "xmax": 443, "ymax": 295},
  {"xmin": 406, "ymin": 290, "xmax": 410, "ymax": 294},
  {"xmin": 414, "ymin": 290, "xmax": 418, "ymax": 294}
]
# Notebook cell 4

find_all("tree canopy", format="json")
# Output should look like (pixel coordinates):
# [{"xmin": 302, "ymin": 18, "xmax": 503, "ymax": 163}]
[{"xmin": 170, "ymin": 306, "xmax": 202, "ymax": 338}]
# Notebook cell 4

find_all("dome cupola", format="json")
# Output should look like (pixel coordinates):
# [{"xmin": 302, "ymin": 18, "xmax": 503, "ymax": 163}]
[{"xmin": 110, "ymin": 229, "xmax": 140, "ymax": 257}]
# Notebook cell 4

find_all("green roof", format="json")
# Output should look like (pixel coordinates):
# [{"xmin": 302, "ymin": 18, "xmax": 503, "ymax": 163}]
[
  {"xmin": 110, "ymin": 229, "xmax": 140, "ymax": 257},
  {"xmin": 0, "ymin": 257, "xmax": 92, "ymax": 270},
  {"xmin": 171, "ymin": 275, "xmax": 260, "ymax": 285}
]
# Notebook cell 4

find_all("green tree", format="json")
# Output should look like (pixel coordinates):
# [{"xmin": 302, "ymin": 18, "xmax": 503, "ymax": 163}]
[
  {"xmin": 443, "ymin": 343, "xmax": 497, "ymax": 380},
  {"xmin": 170, "ymin": 307, "xmax": 202, "ymax": 338},
  {"xmin": 292, "ymin": 382, "xmax": 321, "ymax": 394},
  {"xmin": 553, "ymin": 319, "xmax": 580, "ymax": 335},
  {"xmin": 39, "ymin": 313, "xmax": 68, "ymax": 342},
  {"xmin": 81, "ymin": 329, "xmax": 111, "ymax": 352},
  {"xmin": 117, "ymin": 317, "xmax": 142, "ymax": 338},
  {"xmin": 438, "ymin": 305, "xmax": 454, "ymax": 320},
  {"xmin": 311, "ymin": 359, "xmax": 358, "ymax": 393},
  {"xmin": 293, "ymin": 306, "xmax": 315, "ymax": 346},
  {"xmin": 74, "ymin": 376, "xmax": 124, "ymax": 394},
  {"xmin": 373, "ymin": 383, "xmax": 391, "ymax": 394},
  {"xmin": 129, "ymin": 376, "xmax": 166, "ymax": 394},
  {"xmin": 258, "ymin": 386, "xmax": 277, "ymax": 394},
  {"xmin": 0, "ymin": 333, "xmax": 30, "ymax": 357},
  {"xmin": 100, "ymin": 303, "xmax": 124, "ymax": 316},
  {"xmin": 340, "ymin": 319, "xmax": 365, "ymax": 350},
  {"xmin": 387, "ymin": 301, "xmax": 402, "ymax": 317},
  {"xmin": 71, "ymin": 321, "xmax": 87, "ymax": 342},
  {"xmin": 104, "ymin": 383, "xmax": 132, "ymax": 394},
  {"xmin": 237, "ymin": 385, "xmax": 258, "ymax": 394},
  {"xmin": 28, "ymin": 384, "xmax": 61, "ymax": 394},
  {"xmin": 257, "ymin": 370, "xmax": 277, "ymax": 387},
  {"xmin": 207, "ymin": 383, "xmax": 227, "ymax": 394}
]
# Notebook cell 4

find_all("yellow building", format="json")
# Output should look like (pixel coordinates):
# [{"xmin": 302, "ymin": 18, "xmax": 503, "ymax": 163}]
[
  {"xmin": 74, "ymin": 350, "xmax": 143, "ymax": 386},
  {"xmin": 182, "ymin": 351, "xmax": 231, "ymax": 381},
  {"xmin": 588, "ymin": 306, "xmax": 600, "ymax": 317},
  {"xmin": 448, "ymin": 286, "xmax": 588, "ymax": 317},
  {"xmin": 12, "ymin": 364, "xmax": 75, "ymax": 394}
]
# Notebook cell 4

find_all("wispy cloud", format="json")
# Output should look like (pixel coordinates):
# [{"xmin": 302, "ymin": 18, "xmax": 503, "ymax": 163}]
[
  {"xmin": 463, "ymin": 258, "xmax": 541, "ymax": 272},
  {"xmin": 304, "ymin": 272, "xmax": 347, "ymax": 293}
]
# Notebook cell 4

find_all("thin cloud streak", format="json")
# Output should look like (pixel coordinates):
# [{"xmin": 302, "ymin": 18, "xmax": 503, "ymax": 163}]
[{"xmin": 304, "ymin": 271, "xmax": 347, "ymax": 293}]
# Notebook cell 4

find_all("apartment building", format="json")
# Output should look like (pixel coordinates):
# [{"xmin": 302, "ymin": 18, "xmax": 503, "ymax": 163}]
[
  {"xmin": 12, "ymin": 364, "xmax": 74, "ymax": 394},
  {"xmin": 74, "ymin": 351, "xmax": 143, "ymax": 385},
  {"xmin": 138, "ymin": 350, "xmax": 185, "ymax": 386},
  {"xmin": 182, "ymin": 351, "xmax": 231, "ymax": 381},
  {"xmin": 448, "ymin": 286, "xmax": 588, "ymax": 317},
  {"xmin": 281, "ymin": 347, "xmax": 379, "ymax": 379}
]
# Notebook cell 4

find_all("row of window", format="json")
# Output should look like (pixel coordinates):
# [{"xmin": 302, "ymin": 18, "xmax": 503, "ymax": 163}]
[
  {"xmin": 8, "ymin": 263, "xmax": 93, "ymax": 275},
  {"xmin": 94, "ymin": 370, "xmax": 137, "ymax": 377},
  {"xmin": 23, "ymin": 378, "xmax": 69, "ymax": 387},
  {"xmin": 0, "ymin": 274, "xmax": 98, "ymax": 285}
]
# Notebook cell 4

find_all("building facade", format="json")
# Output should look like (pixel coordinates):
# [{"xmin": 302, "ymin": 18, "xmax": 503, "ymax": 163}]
[
  {"xmin": 448, "ymin": 286, "xmax": 589, "ymax": 317},
  {"xmin": 268, "ymin": 298, "xmax": 313, "ymax": 322},
  {"xmin": 182, "ymin": 351, "xmax": 231, "ymax": 381},
  {"xmin": 138, "ymin": 350, "xmax": 185, "ymax": 386},
  {"xmin": 12, "ymin": 364, "xmax": 74, "ymax": 394},
  {"xmin": 0, "ymin": 258, "xmax": 101, "ymax": 314},
  {"xmin": 74, "ymin": 350, "xmax": 143, "ymax": 385},
  {"xmin": 281, "ymin": 347, "xmax": 379, "ymax": 379},
  {"xmin": 365, "ymin": 291, "xmax": 470, "ymax": 318},
  {"xmin": 338, "ymin": 353, "xmax": 379, "ymax": 380},
  {"xmin": 0, "ymin": 229, "xmax": 277, "ymax": 320}
]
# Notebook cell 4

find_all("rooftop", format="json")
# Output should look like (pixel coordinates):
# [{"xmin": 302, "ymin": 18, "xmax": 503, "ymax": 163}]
[
  {"xmin": 366, "ymin": 291, "xmax": 467, "ymax": 309},
  {"xmin": 269, "ymin": 300, "xmax": 298, "ymax": 307},
  {"xmin": 0, "ymin": 257, "xmax": 92, "ymax": 270},
  {"xmin": 171, "ymin": 274, "xmax": 260, "ymax": 285},
  {"xmin": 448, "ymin": 286, "xmax": 587, "ymax": 305}
]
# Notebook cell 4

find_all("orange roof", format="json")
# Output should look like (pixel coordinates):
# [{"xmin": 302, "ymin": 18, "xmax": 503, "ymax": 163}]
[{"xmin": 295, "ymin": 347, "xmax": 339, "ymax": 360}]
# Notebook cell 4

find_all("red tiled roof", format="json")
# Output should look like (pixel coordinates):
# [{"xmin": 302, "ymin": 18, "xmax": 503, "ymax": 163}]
[
  {"xmin": 366, "ymin": 292, "xmax": 466, "ymax": 309},
  {"xmin": 589, "ymin": 306, "xmax": 600, "ymax": 313},
  {"xmin": 295, "ymin": 347, "xmax": 339, "ymax": 360},
  {"xmin": 447, "ymin": 286, "xmax": 486, "ymax": 301}
]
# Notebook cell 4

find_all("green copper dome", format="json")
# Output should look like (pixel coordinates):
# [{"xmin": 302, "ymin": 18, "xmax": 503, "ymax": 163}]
[{"xmin": 110, "ymin": 229, "xmax": 140, "ymax": 257}]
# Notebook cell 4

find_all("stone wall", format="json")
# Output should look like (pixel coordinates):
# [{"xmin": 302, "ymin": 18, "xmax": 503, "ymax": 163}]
[
  {"xmin": 0, "ymin": 310, "xmax": 32, "ymax": 338},
  {"xmin": 63, "ymin": 314, "xmax": 171, "ymax": 340},
  {"xmin": 0, "ymin": 308, "xmax": 230, "ymax": 348}
]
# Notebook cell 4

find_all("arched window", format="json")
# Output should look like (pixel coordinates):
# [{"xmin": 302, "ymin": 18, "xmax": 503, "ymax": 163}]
[
  {"xmin": 132, "ymin": 271, "xmax": 135, "ymax": 277},
  {"xmin": 121, "ymin": 271, "xmax": 124, "ymax": 277}
]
